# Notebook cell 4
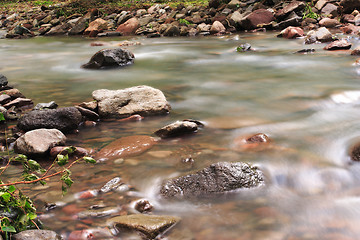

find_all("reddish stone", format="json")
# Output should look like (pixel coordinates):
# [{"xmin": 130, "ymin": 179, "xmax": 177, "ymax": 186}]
[
  {"xmin": 22, "ymin": 23, "xmax": 32, "ymax": 30},
  {"xmin": 233, "ymin": 133, "xmax": 272, "ymax": 151},
  {"xmin": 116, "ymin": 17, "xmax": 140, "ymax": 36},
  {"xmin": 275, "ymin": 1, "xmax": 306, "ymax": 20},
  {"xmin": 319, "ymin": 17, "xmax": 341, "ymax": 28},
  {"xmin": 242, "ymin": 9, "xmax": 275, "ymax": 30},
  {"xmin": 118, "ymin": 114, "xmax": 144, "ymax": 122},
  {"xmin": 324, "ymin": 39, "xmax": 352, "ymax": 50},
  {"xmin": 340, "ymin": 24, "xmax": 360, "ymax": 34},
  {"xmin": 281, "ymin": 26, "xmax": 304, "ymax": 39},
  {"xmin": 164, "ymin": 17, "xmax": 175, "ymax": 24},
  {"xmin": 88, "ymin": 30, "xmax": 99, "ymax": 37}
]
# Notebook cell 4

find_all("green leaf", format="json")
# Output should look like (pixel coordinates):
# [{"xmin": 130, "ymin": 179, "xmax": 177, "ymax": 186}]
[
  {"xmin": 1, "ymin": 226, "xmax": 16, "ymax": 233},
  {"xmin": 0, "ymin": 112, "xmax": 5, "ymax": 122},
  {"xmin": 27, "ymin": 160, "xmax": 41, "ymax": 171},
  {"xmin": 8, "ymin": 185, "xmax": 15, "ymax": 193},
  {"xmin": 83, "ymin": 156, "xmax": 96, "ymax": 164},
  {"xmin": 14, "ymin": 154, "xmax": 27, "ymax": 163},
  {"xmin": 63, "ymin": 146, "xmax": 76, "ymax": 154},
  {"xmin": 27, "ymin": 212, "xmax": 37, "ymax": 220},
  {"xmin": 23, "ymin": 174, "xmax": 39, "ymax": 182},
  {"xmin": 57, "ymin": 154, "xmax": 69, "ymax": 166},
  {"xmin": 64, "ymin": 177, "xmax": 73, "ymax": 188},
  {"xmin": 62, "ymin": 185, "xmax": 68, "ymax": 195},
  {"xmin": 1, "ymin": 192, "xmax": 11, "ymax": 202}
]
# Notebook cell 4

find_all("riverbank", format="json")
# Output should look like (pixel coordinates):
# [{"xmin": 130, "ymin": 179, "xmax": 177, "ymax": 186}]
[{"xmin": 0, "ymin": 0, "xmax": 359, "ymax": 39}]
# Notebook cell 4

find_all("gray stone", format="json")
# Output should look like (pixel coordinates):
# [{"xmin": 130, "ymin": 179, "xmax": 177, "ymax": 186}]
[
  {"xmin": 17, "ymin": 107, "xmax": 82, "ymax": 133},
  {"xmin": 0, "ymin": 74, "xmax": 7, "ymax": 87},
  {"xmin": 108, "ymin": 214, "xmax": 180, "ymax": 239},
  {"xmin": 14, "ymin": 129, "xmax": 66, "ymax": 155},
  {"xmin": 321, "ymin": 3, "xmax": 339, "ymax": 17},
  {"xmin": 68, "ymin": 17, "xmax": 88, "ymax": 35},
  {"xmin": 305, "ymin": 27, "xmax": 333, "ymax": 44},
  {"xmin": 160, "ymin": 162, "xmax": 264, "ymax": 198},
  {"xmin": 163, "ymin": 25, "xmax": 180, "ymax": 36},
  {"xmin": 81, "ymin": 48, "xmax": 135, "ymax": 69},
  {"xmin": 155, "ymin": 121, "xmax": 198, "ymax": 138},
  {"xmin": 315, "ymin": 0, "xmax": 330, "ymax": 10},
  {"xmin": 0, "ymin": 94, "xmax": 10, "ymax": 105},
  {"xmin": 227, "ymin": 0, "xmax": 243, "ymax": 9},
  {"xmin": 12, "ymin": 230, "xmax": 62, "ymax": 240},
  {"xmin": 75, "ymin": 106, "xmax": 99, "ymax": 121},
  {"xmin": 92, "ymin": 85, "xmax": 171, "ymax": 118},
  {"xmin": 45, "ymin": 22, "xmax": 72, "ymax": 35},
  {"xmin": 3, "ymin": 98, "xmax": 33, "ymax": 109},
  {"xmin": 33, "ymin": 101, "xmax": 58, "ymax": 110}
]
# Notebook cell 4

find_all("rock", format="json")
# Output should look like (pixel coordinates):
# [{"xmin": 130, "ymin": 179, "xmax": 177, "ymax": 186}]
[
  {"xmin": 45, "ymin": 22, "xmax": 72, "ymax": 35},
  {"xmin": 12, "ymin": 230, "xmax": 62, "ymax": 240},
  {"xmin": 233, "ymin": 133, "xmax": 272, "ymax": 151},
  {"xmin": 68, "ymin": 228, "xmax": 113, "ymax": 240},
  {"xmin": 92, "ymin": 86, "xmax": 170, "ymax": 118},
  {"xmin": 315, "ymin": 0, "xmax": 330, "ymax": 11},
  {"xmin": 241, "ymin": 9, "xmax": 275, "ymax": 30},
  {"xmin": 3, "ymin": 98, "xmax": 33, "ymax": 109},
  {"xmin": 275, "ymin": 1, "xmax": 306, "ymax": 20},
  {"xmin": 210, "ymin": 20, "xmax": 226, "ymax": 34},
  {"xmin": 296, "ymin": 48, "xmax": 315, "ymax": 54},
  {"xmin": 50, "ymin": 146, "xmax": 91, "ymax": 158},
  {"xmin": 319, "ymin": 17, "xmax": 341, "ymax": 28},
  {"xmin": 305, "ymin": 27, "xmax": 333, "ymax": 44},
  {"xmin": 33, "ymin": 101, "xmax": 58, "ymax": 110},
  {"xmin": 75, "ymin": 106, "xmax": 99, "ymax": 121},
  {"xmin": 116, "ymin": 17, "xmax": 140, "ymax": 36},
  {"xmin": 154, "ymin": 121, "xmax": 198, "ymax": 138},
  {"xmin": 96, "ymin": 135, "xmax": 157, "ymax": 160},
  {"xmin": 0, "ymin": 74, "xmax": 8, "ymax": 87},
  {"xmin": 100, "ymin": 177, "xmax": 123, "ymax": 193},
  {"xmin": 230, "ymin": 11, "xmax": 243, "ymax": 30},
  {"xmin": 350, "ymin": 142, "xmax": 360, "ymax": 161},
  {"xmin": 209, "ymin": 0, "xmax": 225, "ymax": 8},
  {"xmin": 279, "ymin": 26, "xmax": 304, "ymax": 39},
  {"xmin": 81, "ymin": 48, "xmax": 135, "ymax": 69},
  {"xmin": 227, "ymin": 0, "xmax": 243, "ymax": 9},
  {"xmin": 1, "ymin": 89, "xmax": 25, "ymax": 99},
  {"xmin": 197, "ymin": 23, "xmax": 211, "ymax": 32},
  {"xmin": 78, "ymin": 101, "xmax": 97, "ymax": 111},
  {"xmin": 84, "ymin": 18, "xmax": 108, "ymax": 35},
  {"xmin": 0, "ymin": 94, "xmax": 11, "ymax": 105},
  {"xmin": 351, "ymin": 47, "xmax": 360, "ymax": 55},
  {"xmin": 17, "ymin": 107, "xmax": 82, "ymax": 133},
  {"xmin": 134, "ymin": 199, "xmax": 153, "ymax": 213},
  {"xmin": 321, "ymin": 3, "xmax": 339, "ymax": 17},
  {"xmin": 236, "ymin": 43, "xmax": 252, "ymax": 52},
  {"xmin": 14, "ymin": 129, "xmax": 66, "ymax": 155},
  {"xmin": 340, "ymin": 0, "xmax": 360, "ymax": 14},
  {"xmin": 108, "ymin": 214, "xmax": 180, "ymax": 239},
  {"xmin": 68, "ymin": 17, "xmax": 88, "ymax": 35},
  {"xmin": 323, "ymin": 39, "xmax": 352, "ymax": 50},
  {"xmin": 276, "ymin": 15, "xmax": 302, "ymax": 29},
  {"xmin": 160, "ymin": 162, "xmax": 264, "ymax": 198},
  {"xmin": 163, "ymin": 25, "xmax": 180, "ymax": 36},
  {"xmin": 340, "ymin": 24, "xmax": 360, "ymax": 34}
]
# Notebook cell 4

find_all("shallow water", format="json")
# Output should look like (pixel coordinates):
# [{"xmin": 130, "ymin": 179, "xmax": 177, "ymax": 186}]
[{"xmin": 2, "ymin": 32, "xmax": 360, "ymax": 239}]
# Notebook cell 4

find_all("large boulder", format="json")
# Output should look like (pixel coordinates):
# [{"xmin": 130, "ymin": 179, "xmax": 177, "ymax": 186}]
[
  {"xmin": 14, "ymin": 129, "xmax": 66, "ymax": 155},
  {"xmin": 12, "ymin": 230, "xmax": 62, "ymax": 240},
  {"xmin": 116, "ymin": 17, "xmax": 140, "ymax": 35},
  {"xmin": 108, "ymin": 214, "xmax": 180, "ymax": 239},
  {"xmin": 241, "ymin": 9, "xmax": 275, "ymax": 30},
  {"xmin": 81, "ymin": 48, "xmax": 135, "ymax": 69},
  {"xmin": 92, "ymin": 85, "xmax": 171, "ymax": 118},
  {"xmin": 160, "ymin": 162, "xmax": 264, "ymax": 198},
  {"xmin": 279, "ymin": 26, "xmax": 304, "ymax": 39},
  {"xmin": 305, "ymin": 27, "xmax": 333, "ymax": 44},
  {"xmin": 210, "ymin": 20, "xmax": 226, "ymax": 34},
  {"xmin": 323, "ymin": 39, "xmax": 352, "ymax": 50},
  {"xmin": 17, "ymin": 107, "xmax": 82, "ymax": 133},
  {"xmin": 84, "ymin": 18, "xmax": 108, "ymax": 35}
]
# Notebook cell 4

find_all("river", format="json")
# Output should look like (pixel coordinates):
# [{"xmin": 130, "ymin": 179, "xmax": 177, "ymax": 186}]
[{"xmin": 1, "ymin": 32, "xmax": 360, "ymax": 239}]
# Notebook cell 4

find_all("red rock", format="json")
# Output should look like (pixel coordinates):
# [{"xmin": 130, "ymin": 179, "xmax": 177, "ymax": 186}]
[
  {"xmin": 233, "ymin": 133, "xmax": 272, "ymax": 151},
  {"xmin": 84, "ymin": 18, "xmax": 108, "ymax": 35},
  {"xmin": 351, "ymin": 47, "xmax": 360, "ymax": 55},
  {"xmin": 116, "ymin": 17, "xmax": 140, "ymax": 36},
  {"xmin": 280, "ymin": 26, "xmax": 304, "ymax": 39},
  {"xmin": 275, "ymin": 1, "xmax": 306, "ymax": 20},
  {"xmin": 77, "ymin": 190, "xmax": 98, "ymax": 199},
  {"xmin": 96, "ymin": 135, "xmax": 157, "ymax": 160},
  {"xmin": 118, "ymin": 114, "xmax": 144, "ymax": 122},
  {"xmin": 340, "ymin": 24, "xmax": 360, "ymax": 34},
  {"xmin": 323, "ymin": 39, "xmax": 352, "ymax": 50},
  {"xmin": 242, "ymin": 9, "xmax": 275, "ymax": 30},
  {"xmin": 319, "ymin": 17, "xmax": 341, "ymax": 28}
]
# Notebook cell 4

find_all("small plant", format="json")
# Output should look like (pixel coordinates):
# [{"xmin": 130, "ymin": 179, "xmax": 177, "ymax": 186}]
[
  {"xmin": 0, "ymin": 147, "xmax": 96, "ymax": 239},
  {"xmin": 179, "ymin": 18, "xmax": 190, "ymax": 26},
  {"xmin": 32, "ymin": 0, "xmax": 54, "ymax": 7},
  {"xmin": 302, "ymin": 1, "xmax": 320, "ymax": 20}
]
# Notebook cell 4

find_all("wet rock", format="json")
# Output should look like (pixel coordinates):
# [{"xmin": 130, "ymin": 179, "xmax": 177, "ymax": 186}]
[
  {"xmin": 92, "ymin": 85, "xmax": 170, "ymax": 118},
  {"xmin": 351, "ymin": 47, "xmax": 360, "ymax": 55},
  {"xmin": 0, "ymin": 94, "xmax": 11, "ymax": 105},
  {"xmin": 233, "ymin": 133, "xmax": 272, "ymax": 151},
  {"xmin": 236, "ymin": 43, "xmax": 252, "ymax": 52},
  {"xmin": 49, "ymin": 146, "xmax": 92, "ymax": 158},
  {"xmin": 3, "ymin": 98, "xmax": 33, "ymax": 109},
  {"xmin": 340, "ymin": 24, "xmax": 360, "ymax": 34},
  {"xmin": 78, "ymin": 206, "xmax": 120, "ymax": 219},
  {"xmin": 96, "ymin": 135, "xmax": 157, "ymax": 160},
  {"xmin": 160, "ymin": 162, "xmax": 264, "ymax": 198},
  {"xmin": 155, "ymin": 121, "xmax": 198, "ymax": 138},
  {"xmin": 296, "ymin": 49, "xmax": 315, "ymax": 54},
  {"xmin": 33, "ymin": 101, "xmax": 58, "ymax": 110},
  {"xmin": 305, "ymin": 27, "xmax": 333, "ymax": 44},
  {"xmin": 68, "ymin": 17, "xmax": 88, "ymax": 35},
  {"xmin": 108, "ymin": 214, "xmax": 180, "ymax": 239},
  {"xmin": 340, "ymin": 0, "xmax": 360, "ymax": 14},
  {"xmin": 100, "ymin": 177, "xmax": 123, "ymax": 193},
  {"xmin": 84, "ymin": 18, "xmax": 108, "ymax": 35},
  {"xmin": 78, "ymin": 101, "xmax": 97, "ymax": 111},
  {"xmin": 116, "ymin": 17, "xmax": 140, "ymax": 36},
  {"xmin": 324, "ymin": 40, "xmax": 352, "ymax": 50},
  {"xmin": 82, "ymin": 48, "xmax": 134, "ymax": 70},
  {"xmin": 0, "ymin": 74, "xmax": 8, "ymax": 87},
  {"xmin": 1, "ymin": 89, "xmax": 25, "ymax": 99},
  {"xmin": 68, "ymin": 228, "xmax": 113, "ymax": 240},
  {"xmin": 279, "ymin": 26, "xmax": 304, "ymax": 39},
  {"xmin": 75, "ymin": 106, "xmax": 99, "ymax": 121},
  {"xmin": 134, "ymin": 199, "xmax": 153, "ymax": 213},
  {"xmin": 14, "ymin": 129, "xmax": 66, "ymax": 155},
  {"xmin": 17, "ymin": 107, "xmax": 82, "ymax": 133},
  {"xmin": 350, "ymin": 143, "xmax": 360, "ymax": 161},
  {"xmin": 275, "ymin": 1, "xmax": 306, "ymax": 20},
  {"xmin": 241, "ymin": 9, "xmax": 275, "ymax": 30},
  {"xmin": 319, "ymin": 17, "xmax": 340, "ymax": 28},
  {"xmin": 12, "ymin": 230, "xmax": 62, "ymax": 240},
  {"xmin": 118, "ymin": 114, "xmax": 144, "ymax": 122},
  {"xmin": 276, "ymin": 15, "xmax": 302, "ymax": 30},
  {"xmin": 210, "ymin": 20, "xmax": 226, "ymax": 34},
  {"xmin": 163, "ymin": 25, "xmax": 180, "ymax": 36},
  {"xmin": 321, "ymin": 3, "xmax": 339, "ymax": 17},
  {"xmin": 97, "ymin": 31, "xmax": 121, "ymax": 37}
]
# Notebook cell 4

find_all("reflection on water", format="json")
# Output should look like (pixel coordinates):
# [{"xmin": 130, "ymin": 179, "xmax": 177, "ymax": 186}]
[{"xmin": 2, "ymin": 33, "xmax": 360, "ymax": 239}]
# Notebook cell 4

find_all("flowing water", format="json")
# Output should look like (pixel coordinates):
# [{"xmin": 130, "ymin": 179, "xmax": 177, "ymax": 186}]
[{"xmin": 1, "ymin": 32, "xmax": 360, "ymax": 239}]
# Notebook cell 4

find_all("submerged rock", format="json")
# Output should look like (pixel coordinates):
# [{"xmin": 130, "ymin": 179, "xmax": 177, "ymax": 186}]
[
  {"xmin": 81, "ymin": 48, "xmax": 135, "ymax": 69},
  {"xmin": 92, "ymin": 85, "xmax": 170, "ymax": 118},
  {"xmin": 108, "ymin": 214, "xmax": 180, "ymax": 239},
  {"xmin": 12, "ymin": 230, "xmax": 62, "ymax": 240},
  {"xmin": 160, "ymin": 162, "xmax": 264, "ymax": 198},
  {"xmin": 14, "ymin": 129, "xmax": 66, "ymax": 155},
  {"xmin": 154, "ymin": 120, "xmax": 199, "ymax": 138},
  {"xmin": 134, "ymin": 199, "xmax": 153, "ymax": 213},
  {"xmin": 17, "ymin": 107, "xmax": 82, "ymax": 133},
  {"xmin": 96, "ymin": 135, "xmax": 157, "ymax": 160}
]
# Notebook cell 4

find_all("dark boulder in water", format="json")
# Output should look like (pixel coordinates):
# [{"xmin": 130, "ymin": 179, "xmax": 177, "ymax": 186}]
[
  {"xmin": 81, "ymin": 48, "xmax": 135, "ymax": 69},
  {"xmin": 160, "ymin": 162, "xmax": 264, "ymax": 199}
]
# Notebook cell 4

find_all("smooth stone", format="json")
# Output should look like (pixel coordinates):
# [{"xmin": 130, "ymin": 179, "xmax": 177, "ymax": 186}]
[
  {"xmin": 12, "ymin": 230, "xmax": 62, "ymax": 240},
  {"xmin": 279, "ymin": 26, "xmax": 304, "ymax": 39},
  {"xmin": 108, "ymin": 214, "xmax": 180, "ymax": 239},
  {"xmin": 324, "ymin": 39, "xmax": 352, "ymax": 50},
  {"xmin": 154, "ymin": 121, "xmax": 198, "ymax": 138},
  {"xmin": 100, "ymin": 177, "xmax": 123, "ymax": 193},
  {"xmin": 134, "ymin": 199, "xmax": 153, "ymax": 213},
  {"xmin": 33, "ymin": 101, "xmax": 58, "ymax": 110},
  {"xmin": 0, "ymin": 74, "xmax": 8, "ymax": 87},
  {"xmin": 96, "ymin": 135, "xmax": 157, "ymax": 160},
  {"xmin": 81, "ymin": 48, "xmax": 135, "ymax": 69},
  {"xmin": 14, "ymin": 128, "xmax": 66, "ymax": 155},
  {"xmin": 3, "ymin": 98, "xmax": 33, "ymax": 109},
  {"xmin": 75, "ymin": 106, "xmax": 99, "ymax": 121}
]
